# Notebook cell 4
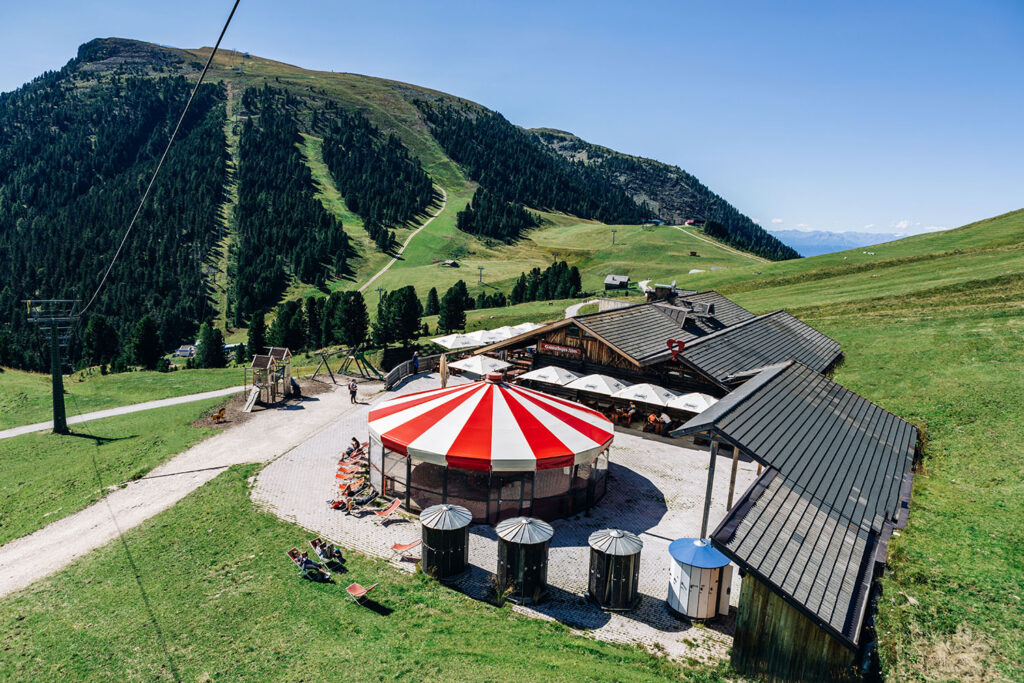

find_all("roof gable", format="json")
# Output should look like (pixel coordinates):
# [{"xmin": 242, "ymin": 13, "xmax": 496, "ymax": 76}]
[{"xmin": 678, "ymin": 310, "xmax": 842, "ymax": 383}]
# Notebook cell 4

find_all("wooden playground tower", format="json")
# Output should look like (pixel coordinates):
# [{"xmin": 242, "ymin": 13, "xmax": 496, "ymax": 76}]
[{"xmin": 246, "ymin": 346, "xmax": 293, "ymax": 409}]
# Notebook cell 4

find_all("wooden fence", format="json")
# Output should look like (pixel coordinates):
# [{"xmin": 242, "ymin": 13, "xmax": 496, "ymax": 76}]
[{"xmin": 384, "ymin": 353, "xmax": 442, "ymax": 390}]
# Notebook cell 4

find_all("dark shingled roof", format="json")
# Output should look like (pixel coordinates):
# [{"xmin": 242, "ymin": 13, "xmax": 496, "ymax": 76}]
[
  {"xmin": 575, "ymin": 304, "xmax": 684, "ymax": 365},
  {"xmin": 268, "ymin": 346, "xmax": 291, "ymax": 360},
  {"xmin": 250, "ymin": 354, "xmax": 273, "ymax": 370},
  {"xmin": 674, "ymin": 361, "xmax": 917, "ymax": 648},
  {"xmin": 673, "ymin": 290, "xmax": 756, "ymax": 327},
  {"xmin": 678, "ymin": 310, "xmax": 841, "ymax": 385}
]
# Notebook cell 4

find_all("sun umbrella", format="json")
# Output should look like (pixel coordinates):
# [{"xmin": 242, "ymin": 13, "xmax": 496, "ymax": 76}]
[
  {"xmin": 447, "ymin": 355, "xmax": 512, "ymax": 375},
  {"xmin": 565, "ymin": 374, "xmax": 631, "ymax": 395},
  {"xmin": 439, "ymin": 353, "xmax": 449, "ymax": 388},
  {"xmin": 510, "ymin": 322, "xmax": 543, "ymax": 335},
  {"xmin": 612, "ymin": 383, "xmax": 680, "ymax": 407},
  {"xmin": 432, "ymin": 333, "xmax": 480, "ymax": 350},
  {"xmin": 518, "ymin": 366, "xmax": 583, "ymax": 385},
  {"xmin": 667, "ymin": 392, "xmax": 718, "ymax": 413},
  {"xmin": 464, "ymin": 329, "xmax": 502, "ymax": 345}
]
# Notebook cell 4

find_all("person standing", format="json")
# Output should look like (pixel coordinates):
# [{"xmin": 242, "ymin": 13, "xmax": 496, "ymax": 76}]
[
  {"xmin": 348, "ymin": 379, "xmax": 358, "ymax": 404},
  {"xmin": 412, "ymin": 350, "xmax": 419, "ymax": 375}
]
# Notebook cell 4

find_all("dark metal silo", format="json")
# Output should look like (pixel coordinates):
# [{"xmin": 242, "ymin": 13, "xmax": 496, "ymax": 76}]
[
  {"xmin": 588, "ymin": 528, "xmax": 643, "ymax": 611},
  {"xmin": 495, "ymin": 516, "xmax": 554, "ymax": 605},
  {"xmin": 419, "ymin": 503, "xmax": 472, "ymax": 581}
]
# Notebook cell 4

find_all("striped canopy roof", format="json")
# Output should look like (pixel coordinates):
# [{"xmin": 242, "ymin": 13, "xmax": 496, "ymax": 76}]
[{"xmin": 368, "ymin": 377, "xmax": 614, "ymax": 472}]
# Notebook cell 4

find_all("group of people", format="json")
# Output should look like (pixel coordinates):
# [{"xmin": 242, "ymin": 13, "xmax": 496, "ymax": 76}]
[
  {"xmin": 607, "ymin": 401, "xmax": 674, "ymax": 435},
  {"xmin": 329, "ymin": 437, "xmax": 376, "ymax": 514}
]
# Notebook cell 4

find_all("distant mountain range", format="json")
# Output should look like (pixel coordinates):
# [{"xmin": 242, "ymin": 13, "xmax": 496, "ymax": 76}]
[{"xmin": 769, "ymin": 229, "xmax": 907, "ymax": 256}]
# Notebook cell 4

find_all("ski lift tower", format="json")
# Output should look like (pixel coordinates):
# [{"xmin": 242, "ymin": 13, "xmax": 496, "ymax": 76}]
[{"xmin": 24, "ymin": 299, "xmax": 79, "ymax": 434}]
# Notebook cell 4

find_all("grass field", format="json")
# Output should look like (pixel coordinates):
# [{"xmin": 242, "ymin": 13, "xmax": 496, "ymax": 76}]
[
  {"xmin": 0, "ymin": 398, "xmax": 223, "ymax": 546},
  {"xmin": 0, "ymin": 464, "xmax": 724, "ymax": 681},
  {"xmin": 0, "ymin": 367, "xmax": 245, "ymax": 431}
]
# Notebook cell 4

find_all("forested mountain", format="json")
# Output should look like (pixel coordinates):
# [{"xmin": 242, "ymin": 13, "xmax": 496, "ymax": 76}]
[
  {"xmin": 320, "ymin": 108, "xmax": 436, "ymax": 240},
  {"xmin": 0, "ymin": 46, "xmax": 227, "ymax": 369},
  {"xmin": 416, "ymin": 102, "xmax": 649, "ymax": 230},
  {"xmin": 0, "ymin": 37, "xmax": 796, "ymax": 371},
  {"xmin": 231, "ymin": 86, "xmax": 349, "ymax": 321},
  {"xmin": 530, "ymin": 129, "xmax": 799, "ymax": 261}
]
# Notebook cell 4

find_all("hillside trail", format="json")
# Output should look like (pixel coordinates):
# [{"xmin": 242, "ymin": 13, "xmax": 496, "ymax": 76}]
[
  {"xmin": 0, "ymin": 382, "xmax": 380, "ymax": 598},
  {"xmin": 0, "ymin": 386, "xmax": 245, "ymax": 440},
  {"xmin": 358, "ymin": 185, "xmax": 448, "ymax": 293},
  {"xmin": 669, "ymin": 225, "xmax": 769, "ymax": 263},
  {"xmin": 564, "ymin": 299, "xmax": 600, "ymax": 318}
]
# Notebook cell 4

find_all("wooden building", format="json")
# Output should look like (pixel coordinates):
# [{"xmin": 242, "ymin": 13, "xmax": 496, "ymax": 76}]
[
  {"xmin": 674, "ymin": 361, "xmax": 917, "ymax": 681},
  {"xmin": 249, "ymin": 346, "xmax": 293, "ymax": 404},
  {"xmin": 477, "ymin": 291, "xmax": 842, "ymax": 397},
  {"xmin": 603, "ymin": 274, "xmax": 630, "ymax": 290}
]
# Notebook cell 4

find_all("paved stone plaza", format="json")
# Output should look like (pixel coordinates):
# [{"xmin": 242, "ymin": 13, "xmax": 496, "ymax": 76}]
[{"xmin": 252, "ymin": 374, "xmax": 759, "ymax": 662}]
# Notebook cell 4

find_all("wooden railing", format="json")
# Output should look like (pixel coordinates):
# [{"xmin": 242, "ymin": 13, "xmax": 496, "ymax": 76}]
[{"xmin": 384, "ymin": 353, "xmax": 441, "ymax": 390}]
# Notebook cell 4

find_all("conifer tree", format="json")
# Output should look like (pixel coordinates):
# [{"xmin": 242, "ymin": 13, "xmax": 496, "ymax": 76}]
[
  {"xmin": 425, "ymin": 287, "xmax": 440, "ymax": 316},
  {"xmin": 247, "ymin": 312, "xmax": 266, "ymax": 359},
  {"xmin": 131, "ymin": 315, "xmax": 163, "ymax": 370}
]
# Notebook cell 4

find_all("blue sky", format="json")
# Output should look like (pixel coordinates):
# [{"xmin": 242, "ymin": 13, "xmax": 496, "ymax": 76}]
[{"xmin": 2, "ymin": 1, "xmax": 1021, "ymax": 234}]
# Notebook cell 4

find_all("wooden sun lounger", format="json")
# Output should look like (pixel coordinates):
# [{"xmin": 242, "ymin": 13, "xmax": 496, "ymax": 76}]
[{"xmin": 346, "ymin": 582, "xmax": 378, "ymax": 603}]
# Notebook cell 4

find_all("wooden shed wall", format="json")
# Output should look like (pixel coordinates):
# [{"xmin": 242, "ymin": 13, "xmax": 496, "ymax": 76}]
[{"xmin": 732, "ymin": 574, "xmax": 858, "ymax": 682}]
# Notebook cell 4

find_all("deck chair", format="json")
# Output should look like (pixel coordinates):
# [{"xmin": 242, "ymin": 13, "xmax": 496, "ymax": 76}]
[
  {"xmin": 391, "ymin": 539, "xmax": 421, "ymax": 561},
  {"xmin": 310, "ymin": 537, "xmax": 343, "ymax": 563},
  {"xmin": 345, "ymin": 582, "xmax": 379, "ymax": 604},
  {"xmin": 287, "ymin": 547, "xmax": 329, "ymax": 581},
  {"xmin": 375, "ymin": 498, "xmax": 402, "ymax": 525}
]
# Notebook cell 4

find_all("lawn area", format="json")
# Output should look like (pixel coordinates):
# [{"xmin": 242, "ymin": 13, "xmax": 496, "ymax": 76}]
[
  {"xmin": 0, "ymin": 464, "xmax": 725, "ymax": 681},
  {"xmin": 0, "ymin": 367, "xmax": 245, "ymax": 430},
  {"xmin": 0, "ymin": 398, "xmax": 223, "ymax": 546}
]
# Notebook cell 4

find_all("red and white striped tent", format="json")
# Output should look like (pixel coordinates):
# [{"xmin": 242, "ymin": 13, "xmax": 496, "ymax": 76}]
[{"xmin": 368, "ymin": 375, "xmax": 614, "ymax": 472}]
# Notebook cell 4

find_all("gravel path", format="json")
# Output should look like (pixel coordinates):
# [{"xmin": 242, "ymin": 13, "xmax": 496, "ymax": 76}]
[
  {"xmin": 564, "ymin": 298, "xmax": 599, "ymax": 318},
  {"xmin": 0, "ymin": 386, "xmax": 246, "ymax": 440},
  {"xmin": 0, "ymin": 383, "xmax": 381, "ymax": 598}
]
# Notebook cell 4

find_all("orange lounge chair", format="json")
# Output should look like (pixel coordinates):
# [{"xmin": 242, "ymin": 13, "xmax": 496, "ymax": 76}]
[
  {"xmin": 345, "ymin": 582, "xmax": 378, "ymax": 603},
  {"xmin": 391, "ymin": 539, "xmax": 421, "ymax": 560},
  {"xmin": 374, "ymin": 498, "xmax": 401, "ymax": 525}
]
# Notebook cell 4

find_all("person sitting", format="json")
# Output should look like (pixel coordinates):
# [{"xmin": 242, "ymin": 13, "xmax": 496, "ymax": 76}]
[
  {"xmin": 299, "ymin": 552, "xmax": 328, "ymax": 580},
  {"xmin": 344, "ymin": 437, "xmax": 361, "ymax": 457},
  {"xmin": 646, "ymin": 412, "xmax": 659, "ymax": 432},
  {"xmin": 312, "ymin": 538, "xmax": 343, "ymax": 563},
  {"xmin": 619, "ymin": 402, "xmax": 637, "ymax": 426}
]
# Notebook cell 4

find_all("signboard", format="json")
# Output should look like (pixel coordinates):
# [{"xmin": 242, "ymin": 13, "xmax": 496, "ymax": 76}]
[{"xmin": 539, "ymin": 341, "xmax": 582, "ymax": 357}]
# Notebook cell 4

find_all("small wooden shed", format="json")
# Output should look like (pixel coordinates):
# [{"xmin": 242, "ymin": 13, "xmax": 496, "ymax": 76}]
[{"xmin": 250, "ymin": 347, "xmax": 293, "ymax": 404}]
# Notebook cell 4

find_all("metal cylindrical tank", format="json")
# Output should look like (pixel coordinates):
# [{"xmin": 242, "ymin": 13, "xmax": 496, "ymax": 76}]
[
  {"xmin": 666, "ymin": 537, "xmax": 733, "ymax": 620},
  {"xmin": 495, "ymin": 516, "xmax": 554, "ymax": 605},
  {"xmin": 588, "ymin": 529, "xmax": 643, "ymax": 611},
  {"xmin": 420, "ymin": 504, "xmax": 472, "ymax": 581}
]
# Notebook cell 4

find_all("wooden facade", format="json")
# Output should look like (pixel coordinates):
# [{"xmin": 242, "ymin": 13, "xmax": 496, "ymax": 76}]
[{"xmin": 732, "ymin": 574, "xmax": 858, "ymax": 682}]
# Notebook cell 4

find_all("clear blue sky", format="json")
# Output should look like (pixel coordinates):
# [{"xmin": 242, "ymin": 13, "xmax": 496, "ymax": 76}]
[{"xmin": 2, "ymin": 1, "xmax": 1021, "ymax": 235}]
